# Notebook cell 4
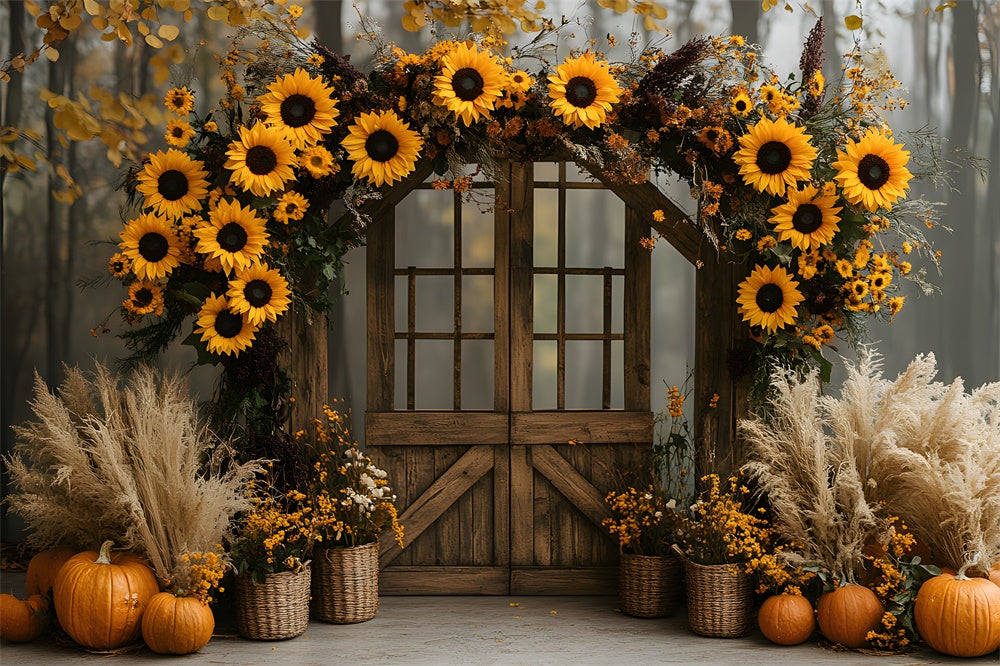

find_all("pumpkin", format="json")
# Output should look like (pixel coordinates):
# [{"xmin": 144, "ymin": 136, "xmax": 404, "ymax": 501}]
[
  {"xmin": 816, "ymin": 583, "xmax": 883, "ymax": 648},
  {"xmin": 25, "ymin": 547, "xmax": 76, "ymax": 598},
  {"xmin": 914, "ymin": 561, "xmax": 1000, "ymax": 657},
  {"xmin": 0, "ymin": 594, "xmax": 50, "ymax": 642},
  {"xmin": 141, "ymin": 593, "xmax": 215, "ymax": 655},
  {"xmin": 758, "ymin": 593, "xmax": 815, "ymax": 645},
  {"xmin": 989, "ymin": 564, "xmax": 1000, "ymax": 588},
  {"xmin": 53, "ymin": 540, "xmax": 161, "ymax": 650}
]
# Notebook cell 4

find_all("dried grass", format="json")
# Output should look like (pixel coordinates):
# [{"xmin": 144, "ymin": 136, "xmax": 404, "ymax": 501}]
[
  {"xmin": 4, "ymin": 363, "xmax": 260, "ymax": 585},
  {"xmin": 740, "ymin": 350, "xmax": 1000, "ymax": 579}
]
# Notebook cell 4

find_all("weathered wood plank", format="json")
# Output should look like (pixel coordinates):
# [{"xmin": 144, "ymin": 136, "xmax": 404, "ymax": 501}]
[
  {"xmin": 494, "ymin": 163, "xmax": 511, "ymax": 414},
  {"xmin": 493, "ymin": 443, "xmax": 510, "ymax": 568},
  {"xmin": 511, "ymin": 411, "xmax": 652, "ymax": 445},
  {"xmin": 472, "ymin": 471, "xmax": 492, "ymax": 566},
  {"xmin": 510, "ymin": 445, "xmax": 533, "ymax": 566},
  {"xmin": 624, "ymin": 206, "xmax": 651, "ymax": 412},
  {"xmin": 380, "ymin": 566, "xmax": 509, "ymax": 595},
  {"xmin": 510, "ymin": 567, "xmax": 617, "ymax": 595},
  {"xmin": 509, "ymin": 161, "xmax": 534, "ymax": 412},
  {"xmin": 435, "ymin": 446, "xmax": 462, "ymax": 566},
  {"xmin": 530, "ymin": 445, "xmax": 612, "ymax": 529},
  {"xmin": 366, "ymin": 411, "xmax": 508, "ymax": 446},
  {"xmin": 379, "ymin": 445, "xmax": 494, "ymax": 565},
  {"xmin": 533, "ymin": 468, "xmax": 551, "ymax": 567},
  {"xmin": 366, "ymin": 207, "xmax": 394, "ymax": 411},
  {"xmin": 278, "ymin": 306, "xmax": 329, "ymax": 438}
]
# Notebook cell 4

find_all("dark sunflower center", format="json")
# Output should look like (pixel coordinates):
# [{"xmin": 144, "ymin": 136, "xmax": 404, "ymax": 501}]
[
  {"xmin": 857, "ymin": 154, "xmax": 891, "ymax": 190},
  {"xmin": 217, "ymin": 222, "xmax": 249, "ymax": 252},
  {"xmin": 872, "ymin": 276, "xmax": 885, "ymax": 288},
  {"xmin": 112, "ymin": 261, "xmax": 126, "ymax": 273},
  {"xmin": 280, "ymin": 94, "xmax": 317, "ymax": 128},
  {"xmin": 138, "ymin": 232, "xmax": 170, "ymax": 262},
  {"xmin": 735, "ymin": 99, "xmax": 748, "ymax": 112},
  {"xmin": 452, "ymin": 67, "xmax": 485, "ymax": 101},
  {"xmin": 791, "ymin": 204, "xmax": 823, "ymax": 235},
  {"xmin": 756, "ymin": 141, "xmax": 792, "ymax": 175},
  {"xmin": 705, "ymin": 129, "xmax": 719, "ymax": 142},
  {"xmin": 246, "ymin": 145, "xmax": 278, "ymax": 175},
  {"xmin": 245, "ymin": 279, "xmax": 273, "ymax": 307},
  {"xmin": 755, "ymin": 283, "xmax": 784, "ymax": 313},
  {"xmin": 565, "ymin": 76, "xmax": 598, "ymax": 108},
  {"xmin": 157, "ymin": 170, "xmax": 189, "ymax": 200},
  {"xmin": 171, "ymin": 127, "xmax": 184, "ymax": 138},
  {"xmin": 133, "ymin": 288, "xmax": 153, "ymax": 307},
  {"xmin": 365, "ymin": 130, "xmax": 400, "ymax": 162},
  {"xmin": 214, "ymin": 309, "xmax": 243, "ymax": 338}
]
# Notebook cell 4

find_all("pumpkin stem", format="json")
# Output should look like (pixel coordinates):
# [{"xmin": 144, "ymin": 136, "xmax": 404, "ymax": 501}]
[
  {"xmin": 956, "ymin": 552, "xmax": 979, "ymax": 580},
  {"xmin": 95, "ymin": 540, "xmax": 115, "ymax": 565}
]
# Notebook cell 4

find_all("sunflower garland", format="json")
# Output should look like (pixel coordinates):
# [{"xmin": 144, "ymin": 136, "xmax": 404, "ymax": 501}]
[
  {"xmin": 736, "ymin": 265, "xmax": 805, "ymax": 334},
  {"xmin": 194, "ymin": 199, "xmax": 269, "ymax": 273},
  {"xmin": 124, "ymin": 281, "xmax": 165, "ymax": 318},
  {"xmin": 225, "ymin": 123, "xmax": 297, "ymax": 197},
  {"xmin": 768, "ymin": 185, "xmax": 842, "ymax": 251},
  {"xmin": 135, "ymin": 149, "xmax": 210, "ymax": 220},
  {"xmin": 195, "ymin": 294, "xmax": 258, "ymax": 356},
  {"xmin": 342, "ymin": 110, "xmax": 423, "ymax": 187},
  {"xmin": 274, "ymin": 191, "xmax": 309, "ymax": 224},
  {"xmin": 119, "ymin": 213, "xmax": 183, "ymax": 281},
  {"xmin": 733, "ymin": 116, "xmax": 817, "ymax": 196},
  {"xmin": 833, "ymin": 127, "xmax": 913, "ymax": 212},
  {"xmin": 227, "ymin": 263, "xmax": 292, "ymax": 326},
  {"xmin": 432, "ymin": 42, "xmax": 506, "ymax": 126},
  {"xmin": 258, "ymin": 68, "xmax": 340, "ymax": 149},
  {"xmin": 547, "ymin": 53, "xmax": 622, "ymax": 130}
]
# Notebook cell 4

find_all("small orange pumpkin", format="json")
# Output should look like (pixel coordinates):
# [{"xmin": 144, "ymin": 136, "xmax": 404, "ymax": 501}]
[
  {"xmin": 25, "ymin": 547, "xmax": 76, "ymax": 598},
  {"xmin": 53, "ymin": 540, "xmax": 161, "ymax": 650},
  {"xmin": 758, "ymin": 593, "xmax": 815, "ymax": 645},
  {"xmin": 914, "ymin": 561, "xmax": 1000, "ymax": 657},
  {"xmin": 816, "ymin": 583, "xmax": 883, "ymax": 648},
  {"xmin": 989, "ymin": 564, "xmax": 1000, "ymax": 588},
  {"xmin": 141, "ymin": 593, "xmax": 215, "ymax": 655},
  {"xmin": 0, "ymin": 593, "xmax": 50, "ymax": 642}
]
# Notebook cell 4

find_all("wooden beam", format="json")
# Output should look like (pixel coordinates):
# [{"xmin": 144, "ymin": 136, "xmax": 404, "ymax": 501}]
[
  {"xmin": 511, "ymin": 411, "xmax": 652, "ymax": 445},
  {"xmin": 366, "ymin": 207, "xmax": 394, "ymax": 411},
  {"xmin": 378, "ymin": 445, "xmax": 494, "ymax": 565},
  {"xmin": 380, "ymin": 566, "xmax": 509, "ymax": 595},
  {"xmin": 530, "ymin": 445, "xmax": 611, "ymax": 529},
  {"xmin": 624, "ymin": 206, "xmax": 651, "ymax": 412},
  {"xmin": 366, "ymin": 411, "xmax": 508, "ymax": 446},
  {"xmin": 511, "ymin": 566, "xmax": 617, "ymax": 595}
]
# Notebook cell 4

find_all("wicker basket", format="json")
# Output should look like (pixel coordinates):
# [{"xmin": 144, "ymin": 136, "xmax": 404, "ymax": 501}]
[
  {"xmin": 672, "ymin": 544, "xmax": 753, "ymax": 637},
  {"xmin": 311, "ymin": 542, "xmax": 379, "ymax": 624},
  {"xmin": 619, "ymin": 552, "xmax": 682, "ymax": 618},
  {"xmin": 235, "ymin": 565, "xmax": 311, "ymax": 640}
]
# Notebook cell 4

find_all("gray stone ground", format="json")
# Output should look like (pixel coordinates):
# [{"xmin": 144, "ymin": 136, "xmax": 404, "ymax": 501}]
[{"xmin": 1, "ymin": 571, "xmax": 996, "ymax": 664}]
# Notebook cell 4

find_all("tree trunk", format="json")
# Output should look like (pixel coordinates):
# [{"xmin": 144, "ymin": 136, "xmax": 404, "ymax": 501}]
[{"xmin": 44, "ymin": 48, "xmax": 70, "ymax": 382}]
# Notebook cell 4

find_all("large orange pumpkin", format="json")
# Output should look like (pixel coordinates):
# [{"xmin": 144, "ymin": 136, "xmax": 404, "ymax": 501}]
[
  {"xmin": 816, "ymin": 583, "xmax": 883, "ymax": 648},
  {"xmin": 0, "ymin": 594, "xmax": 50, "ymax": 642},
  {"xmin": 758, "ymin": 593, "xmax": 815, "ymax": 645},
  {"xmin": 989, "ymin": 564, "xmax": 1000, "ymax": 588},
  {"xmin": 25, "ymin": 547, "xmax": 76, "ymax": 598},
  {"xmin": 914, "ymin": 563, "xmax": 1000, "ymax": 658},
  {"xmin": 141, "ymin": 593, "xmax": 215, "ymax": 655},
  {"xmin": 53, "ymin": 540, "xmax": 161, "ymax": 650}
]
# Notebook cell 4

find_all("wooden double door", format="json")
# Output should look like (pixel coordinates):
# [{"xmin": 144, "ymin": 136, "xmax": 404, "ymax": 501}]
[{"xmin": 366, "ymin": 162, "xmax": 652, "ymax": 594}]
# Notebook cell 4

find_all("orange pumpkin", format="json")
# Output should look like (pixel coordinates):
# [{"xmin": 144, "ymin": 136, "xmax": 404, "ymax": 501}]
[
  {"xmin": 914, "ymin": 563, "xmax": 1000, "ymax": 658},
  {"xmin": 816, "ymin": 583, "xmax": 883, "ymax": 648},
  {"xmin": 25, "ymin": 547, "xmax": 76, "ymax": 597},
  {"xmin": 758, "ymin": 593, "xmax": 815, "ymax": 645},
  {"xmin": 989, "ymin": 564, "xmax": 1000, "ymax": 588},
  {"xmin": 141, "ymin": 593, "xmax": 215, "ymax": 655},
  {"xmin": 0, "ymin": 593, "xmax": 50, "ymax": 642},
  {"xmin": 53, "ymin": 540, "xmax": 161, "ymax": 650}
]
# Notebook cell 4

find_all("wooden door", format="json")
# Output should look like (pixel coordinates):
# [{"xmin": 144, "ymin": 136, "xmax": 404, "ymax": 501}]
[{"xmin": 367, "ymin": 161, "xmax": 652, "ymax": 595}]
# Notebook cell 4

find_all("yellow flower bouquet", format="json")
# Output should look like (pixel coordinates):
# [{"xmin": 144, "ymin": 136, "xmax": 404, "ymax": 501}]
[
  {"xmin": 675, "ymin": 474, "xmax": 773, "ymax": 567},
  {"xmin": 603, "ymin": 485, "xmax": 680, "ymax": 557}
]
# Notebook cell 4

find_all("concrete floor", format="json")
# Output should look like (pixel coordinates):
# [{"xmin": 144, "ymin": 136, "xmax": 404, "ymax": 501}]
[{"xmin": 1, "ymin": 571, "xmax": 995, "ymax": 664}]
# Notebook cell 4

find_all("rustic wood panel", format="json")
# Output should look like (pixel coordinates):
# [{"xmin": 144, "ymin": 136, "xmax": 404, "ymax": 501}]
[
  {"xmin": 511, "ymin": 567, "xmax": 617, "ymax": 595},
  {"xmin": 509, "ymin": 161, "xmax": 534, "ymax": 413},
  {"xmin": 494, "ymin": 169, "xmax": 511, "ymax": 414},
  {"xmin": 493, "ymin": 444, "xmax": 510, "ymax": 568},
  {"xmin": 510, "ymin": 445, "xmax": 533, "ymax": 567},
  {"xmin": 511, "ymin": 411, "xmax": 652, "ymax": 445},
  {"xmin": 379, "ymin": 445, "xmax": 494, "ymax": 565},
  {"xmin": 366, "ymin": 411, "xmax": 507, "ymax": 446},
  {"xmin": 434, "ymin": 446, "xmax": 463, "ymax": 565},
  {"xmin": 380, "ymin": 566, "xmax": 509, "ymax": 595},
  {"xmin": 471, "ymin": 470, "xmax": 493, "ymax": 566},
  {"xmin": 624, "ymin": 206, "xmax": 651, "ymax": 412},
  {"xmin": 530, "ymin": 445, "xmax": 611, "ymax": 529},
  {"xmin": 366, "ymin": 208, "xmax": 394, "ymax": 412},
  {"xmin": 369, "ymin": 444, "xmax": 409, "ymax": 564},
  {"xmin": 277, "ymin": 306, "xmax": 329, "ymax": 437}
]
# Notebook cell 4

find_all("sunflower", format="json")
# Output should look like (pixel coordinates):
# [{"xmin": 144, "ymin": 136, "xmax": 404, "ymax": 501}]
[
  {"xmin": 730, "ymin": 89, "xmax": 753, "ymax": 116},
  {"xmin": 547, "ymin": 53, "xmax": 622, "ymax": 130},
  {"xmin": 118, "ymin": 213, "xmax": 182, "ymax": 281},
  {"xmin": 108, "ymin": 252, "xmax": 132, "ymax": 279},
  {"xmin": 299, "ymin": 145, "xmax": 337, "ymax": 178},
  {"xmin": 227, "ymin": 263, "xmax": 291, "ymax": 325},
  {"xmin": 164, "ymin": 87, "xmax": 194, "ymax": 115},
  {"xmin": 165, "ymin": 119, "xmax": 195, "ymax": 147},
  {"xmin": 768, "ymin": 185, "xmax": 842, "ymax": 251},
  {"xmin": 195, "ymin": 294, "xmax": 257, "ymax": 356},
  {"xmin": 258, "ymin": 68, "xmax": 340, "ymax": 149},
  {"xmin": 194, "ymin": 199, "xmax": 269, "ymax": 273},
  {"xmin": 124, "ymin": 281, "xmax": 165, "ymax": 317},
  {"xmin": 736, "ymin": 264, "xmax": 805, "ymax": 334},
  {"xmin": 273, "ymin": 191, "xmax": 308, "ymax": 224},
  {"xmin": 832, "ymin": 127, "xmax": 912, "ymax": 212},
  {"xmin": 224, "ymin": 123, "xmax": 297, "ymax": 197},
  {"xmin": 341, "ymin": 110, "xmax": 423, "ymax": 187},
  {"xmin": 432, "ymin": 42, "xmax": 506, "ymax": 126},
  {"xmin": 135, "ymin": 149, "xmax": 210, "ymax": 220},
  {"xmin": 733, "ymin": 116, "xmax": 817, "ymax": 196}
]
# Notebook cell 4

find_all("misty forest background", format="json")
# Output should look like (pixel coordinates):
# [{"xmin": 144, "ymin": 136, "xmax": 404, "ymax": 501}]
[{"xmin": 1, "ymin": 0, "xmax": 998, "ymax": 538}]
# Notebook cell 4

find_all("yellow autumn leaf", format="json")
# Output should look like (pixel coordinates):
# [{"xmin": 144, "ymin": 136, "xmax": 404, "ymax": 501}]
[
  {"xmin": 145, "ymin": 34, "xmax": 163, "ymax": 48},
  {"xmin": 137, "ymin": 21, "xmax": 150, "ymax": 35},
  {"xmin": 44, "ymin": 48, "xmax": 60, "ymax": 62},
  {"xmin": 158, "ymin": 24, "xmax": 180, "ymax": 40},
  {"xmin": 25, "ymin": 0, "xmax": 41, "ymax": 17},
  {"xmin": 206, "ymin": 5, "xmax": 228, "ymax": 21},
  {"xmin": 83, "ymin": 0, "xmax": 101, "ymax": 15},
  {"xmin": 141, "ymin": 6, "xmax": 158, "ymax": 21},
  {"xmin": 92, "ymin": 15, "xmax": 108, "ymax": 29},
  {"xmin": 401, "ymin": 13, "xmax": 424, "ymax": 31},
  {"xmin": 844, "ymin": 14, "xmax": 863, "ymax": 30}
]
